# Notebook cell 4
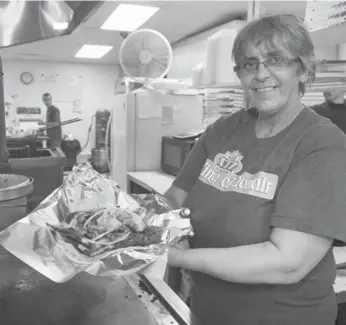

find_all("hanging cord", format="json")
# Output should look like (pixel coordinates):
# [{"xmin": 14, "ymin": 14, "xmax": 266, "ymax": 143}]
[
  {"xmin": 81, "ymin": 115, "xmax": 95, "ymax": 151},
  {"xmin": 105, "ymin": 109, "xmax": 112, "ymax": 173}
]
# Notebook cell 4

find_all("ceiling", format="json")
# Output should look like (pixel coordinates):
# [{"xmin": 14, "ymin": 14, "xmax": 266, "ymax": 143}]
[{"xmin": 0, "ymin": 1, "xmax": 307, "ymax": 65}]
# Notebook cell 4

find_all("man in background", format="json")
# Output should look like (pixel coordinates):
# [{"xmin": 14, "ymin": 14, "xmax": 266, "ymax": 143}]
[
  {"xmin": 312, "ymin": 88, "xmax": 346, "ymax": 249},
  {"xmin": 41, "ymin": 93, "xmax": 62, "ymax": 148},
  {"xmin": 312, "ymin": 88, "xmax": 346, "ymax": 133}
]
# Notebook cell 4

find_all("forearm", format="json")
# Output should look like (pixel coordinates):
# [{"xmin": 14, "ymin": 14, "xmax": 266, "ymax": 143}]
[
  {"xmin": 163, "ymin": 186, "xmax": 187, "ymax": 210},
  {"xmin": 162, "ymin": 194, "xmax": 181, "ymax": 210},
  {"xmin": 173, "ymin": 242, "xmax": 299, "ymax": 284}
]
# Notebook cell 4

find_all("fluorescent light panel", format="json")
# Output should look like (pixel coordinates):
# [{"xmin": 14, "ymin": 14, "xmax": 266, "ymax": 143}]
[
  {"xmin": 101, "ymin": 4, "xmax": 160, "ymax": 31},
  {"xmin": 75, "ymin": 45, "xmax": 113, "ymax": 59}
]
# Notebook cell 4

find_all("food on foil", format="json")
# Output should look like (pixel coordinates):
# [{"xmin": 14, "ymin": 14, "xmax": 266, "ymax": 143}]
[
  {"xmin": 0, "ymin": 163, "xmax": 193, "ymax": 282},
  {"xmin": 47, "ymin": 207, "xmax": 162, "ymax": 259},
  {"xmin": 58, "ymin": 163, "xmax": 120, "ymax": 215},
  {"xmin": 132, "ymin": 193, "xmax": 172, "ymax": 216}
]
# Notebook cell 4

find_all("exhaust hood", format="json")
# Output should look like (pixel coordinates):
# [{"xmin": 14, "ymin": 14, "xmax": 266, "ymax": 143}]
[{"xmin": 0, "ymin": 0, "xmax": 104, "ymax": 49}]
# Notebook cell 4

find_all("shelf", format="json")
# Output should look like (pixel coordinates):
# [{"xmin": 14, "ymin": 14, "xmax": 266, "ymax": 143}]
[
  {"xmin": 127, "ymin": 171, "xmax": 175, "ymax": 195},
  {"xmin": 311, "ymin": 22, "xmax": 346, "ymax": 48},
  {"xmin": 192, "ymin": 83, "xmax": 243, "ymax": 90},
  {"xmin": 306, "ymin": 84, "xmax": 346, "ymax": 92}
]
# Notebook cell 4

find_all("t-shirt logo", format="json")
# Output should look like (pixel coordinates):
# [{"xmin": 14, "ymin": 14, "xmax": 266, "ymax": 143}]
[
  {"xmin": 199, "ymin": 150, "xmax": 278, "ymax": 200},
  {"xmin": 215, "ymin": 150, "xmax": 243, "ymax": 174}
]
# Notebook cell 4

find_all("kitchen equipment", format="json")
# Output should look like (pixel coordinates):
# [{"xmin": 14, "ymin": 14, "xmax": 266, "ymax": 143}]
[
  {"xmin": 0, "ymin": 1, "xmax": 103, "ymax": 169},
  {"xmin": 39, "ymin": 117, "xmax": 82, "ymax": 132},
  {"xmin": 91, "ymin": 148, "xmax": 109, "ymax": 173},
  {"xmin": 161, "ymin": 136, "xmax": 197, "ymax": 176},
  {"xmin": 0, "ymin": 174, "xmax": 33, "ymax": 232},
  {"xmin": 6, "ymin": 117, "xmax": 82, "ymax": 154},
  {"xmin": 60, "ymin": 136, "xmax": 82, "ymax": 170},
  {"xmin": 119, "ymin": 29, "xmax": 173, "ymax": 85},
  {"xmin": 91, "ymin": 109, "xmax": 110, "ymax": 173},
  {"xmin": 0, "ymin": 1, "xmax": 103, "ymax": 49},
  {"xmin": 110, "ymin": 89, "xmax": 204, "ymax": 191},
  {"xmin": 9, "ymin": 147, "xmax": 66, "ymax": 211},
  {"xmin": 0, "ymin": 246, "xmax": 202, "ymax": 325},
  {"xmin": 95, "ymin": 109, "xmax": 110, "ymax": 149}
]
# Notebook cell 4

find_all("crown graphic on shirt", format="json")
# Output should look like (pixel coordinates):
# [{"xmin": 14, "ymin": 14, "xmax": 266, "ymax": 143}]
[
  {"xmin": 214, "ymin": 150, "xmax": 244, "ymax": 173},
  {"xmin": 224, "ymin": 150, "xmax": 243, "ymax": 162}
]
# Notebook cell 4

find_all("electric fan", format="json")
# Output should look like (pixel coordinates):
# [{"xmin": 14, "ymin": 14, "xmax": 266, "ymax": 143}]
[
  {"xmin": 106, "ymin": 29, "xmax": 173, "ymax": 174},
  {"xmin": 119, "ymin": 29, "xmax": 173, "ymax": 86}
]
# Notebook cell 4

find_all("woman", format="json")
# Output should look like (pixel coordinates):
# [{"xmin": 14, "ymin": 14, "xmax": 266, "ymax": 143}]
[{"xmin": 164, "ymin": 14, "xmax": 346, "ymax": 325}]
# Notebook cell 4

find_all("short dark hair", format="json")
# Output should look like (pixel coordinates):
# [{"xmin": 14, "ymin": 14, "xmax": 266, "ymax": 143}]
[
  {"xmin": 42, "ymin": 93, "xmax": 52, "ymax": 99},
  {"xmin": 232, "ymin": 14, "xmax": 316, "ymax": 96}
]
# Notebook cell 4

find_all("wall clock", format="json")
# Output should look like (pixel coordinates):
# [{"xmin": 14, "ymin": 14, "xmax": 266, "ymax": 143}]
[{"xmin": 20, "ymin": 72, "xmax": 34, "ymax": 85}]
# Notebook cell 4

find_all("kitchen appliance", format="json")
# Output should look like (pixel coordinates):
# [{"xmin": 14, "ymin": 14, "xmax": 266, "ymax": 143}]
[
  {"xmin": 60, "ymin": 136, "xmax": 81, "ymax": 170},
  {"xmin": 0, "ymin": 1, "xmax": 103, "ymax": 169},
  {"xmin": 95, "ymin": 109, "xmax": 110, "ymax": 148},
  {"xmin": 119, "ymin": 29, "xmax": 173, "ymax": 88},
  {"xmin": 0, "ymin": 174, "xmax": 34, "ymax": 231},
  {"xmin": 110, "ymin": 89, "xmax": 204, "ymax": 191},
  {"xmin": 91, "ymin": 109, "xmax": 110, "ymax": 173},
  {"xmin": 0, "ymin": 1, "xmax": 103, "ymax": 50},
  {"xmin": 161, "ymin": 136, "xmax": 197, "ymax": 176},
  {"xmin": 91, "ymin": 148, "xmax": 109, "ymax": 173},
  {"xmin": 6, "ymin": 117, "xmax": 82, "ymax": 155}
]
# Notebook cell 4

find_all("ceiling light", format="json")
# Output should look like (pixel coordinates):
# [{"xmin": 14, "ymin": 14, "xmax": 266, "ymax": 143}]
[
  {"xmin": 75, "ymin": 45, "xmax": 113, "ymax": 59},
  {"xmin": 53, "ymin": 22, "xmax": 69, "ymax": 30},
  {"xmin": 101, "ymin": 4, "xmax": 160, "ymax": 31}
]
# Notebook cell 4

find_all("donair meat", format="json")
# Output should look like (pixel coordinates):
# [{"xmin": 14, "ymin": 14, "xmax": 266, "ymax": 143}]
[{"xmin": 47, "ymin": 207, "xmax": 161, "ymax": 259}]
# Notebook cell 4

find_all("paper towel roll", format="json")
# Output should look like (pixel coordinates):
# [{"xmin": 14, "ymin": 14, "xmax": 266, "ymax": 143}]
[
  {"xmin": 204, "ymin": 29, "xmax": 239, "ymax": 86},
  {"xmin": 192, "ymin": 62, "xmax": 204, "ymax": 86}
]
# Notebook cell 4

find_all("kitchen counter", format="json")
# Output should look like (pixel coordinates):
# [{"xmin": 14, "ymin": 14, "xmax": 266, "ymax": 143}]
[
  {"xmin": 0, "ymin": 246, "xmax": 200, "ymax": 325},
  {"xmin": 127, "ymin": 171, "xmax": 175, "ymax": 195}
]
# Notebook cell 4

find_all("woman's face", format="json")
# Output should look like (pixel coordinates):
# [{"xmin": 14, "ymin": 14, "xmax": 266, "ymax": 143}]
[{"xmin": 237, "ymin": 42, "xmax": 303, "ymax": 117}]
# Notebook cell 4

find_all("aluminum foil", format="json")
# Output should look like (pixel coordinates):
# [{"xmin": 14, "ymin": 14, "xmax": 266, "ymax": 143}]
[{"xmin": 0, "ymin": 163, "xmax": 193, "ymax": 283}]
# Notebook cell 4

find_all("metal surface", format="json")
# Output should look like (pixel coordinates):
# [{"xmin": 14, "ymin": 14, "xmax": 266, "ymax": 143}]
[
  {"xmin": 40, "ymin": 118, "xmax": 82, "ymax": 132},
  {"xmin": 126, "ymin": 275, "xmax": 180, "ymax": 325},
  {"xmin": 0, "ymin": 174, "xmax": 34, "ymax": 201},
  {"xmin": 91, "ymin": 148, "xmax": 109, "ymax": 173},
  {"xmin": 131, "ymin": 274, "xmax": 203, "ymax": 325},
  {"xmin": 0, "ymin": 248, "xmax": 157, "ymax": 325},
  {"xmin": 0, "ymin": 247, "xmax": 193, "ymax": 325},
  {"xmin": 95, "ymin": 109, "xmax": 110, "ymax": 149},
  {"xmin": 0, "ymin": 1, "xmax": 103, "ymax": 49}
]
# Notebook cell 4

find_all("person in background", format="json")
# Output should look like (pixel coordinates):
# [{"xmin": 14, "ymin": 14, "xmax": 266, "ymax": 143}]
[
  {"xmin": 312, "ymin": 88, "xmax": 346, "ymax": 133},
  {"xmin": 41, "ymin": 93, "xmax": 62, "ymax": 148},
  {"xmin": 163, "ymin": 14, "xmax": 346, "ymax": 325}
]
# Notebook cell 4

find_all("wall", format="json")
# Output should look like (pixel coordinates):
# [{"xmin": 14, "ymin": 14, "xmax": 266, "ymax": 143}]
[
  {"xmin": 168, "ymin": 17, "xmax": 338, "ymax": 80},
  {"xmin": 168, "ymin": 20, "xmax": 245, "ymax": 79},
  {"xmin": 2, "ymin": 59, "xmax": 117, "ymax": 150}
]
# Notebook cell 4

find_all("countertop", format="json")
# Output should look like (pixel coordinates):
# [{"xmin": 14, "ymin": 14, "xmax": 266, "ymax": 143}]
[{"xmin": 0, "ymin": 246, "xmax": 195, "ymax": 325}]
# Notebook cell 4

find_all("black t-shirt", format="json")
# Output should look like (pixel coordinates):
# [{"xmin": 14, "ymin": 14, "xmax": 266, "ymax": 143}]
[
  {"xmin": 173, "ymin": 107, "xmax": 346, "ymax": 325},
  {"xmin": 46, "ymin": 105, "xmax": 62, "ymax": 147},
  {"xmin": 312, "ymin": 101, "xmax": 346, "ymax": 134}
]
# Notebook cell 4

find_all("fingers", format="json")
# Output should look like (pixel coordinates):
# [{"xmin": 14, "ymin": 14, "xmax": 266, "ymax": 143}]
[{"xmin": 179, "ymin": 208, "xmax": 191, "ymax": 218}]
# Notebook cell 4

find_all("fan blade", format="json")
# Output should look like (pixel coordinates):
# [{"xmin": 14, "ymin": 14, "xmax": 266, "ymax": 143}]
[{"xmin": 152, "ymin": 57, "xmax": 168, "ymax": 68}]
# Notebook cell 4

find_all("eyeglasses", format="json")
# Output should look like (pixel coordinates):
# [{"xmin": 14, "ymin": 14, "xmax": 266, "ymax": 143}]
[{"xmin": 234, "ymin": 56, "xmax": 300, "ymax": 75}]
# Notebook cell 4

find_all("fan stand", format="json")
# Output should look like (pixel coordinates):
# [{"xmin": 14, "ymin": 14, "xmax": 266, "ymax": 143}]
[{"xmin": 0, "ymin": 55, "xmax": 10, "ymax": 173}]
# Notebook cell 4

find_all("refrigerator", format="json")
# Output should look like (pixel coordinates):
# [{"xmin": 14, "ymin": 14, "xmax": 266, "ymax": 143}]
[{"xmin": 110, "ymin": 89, "xmax": 204, "ymax": 191}]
